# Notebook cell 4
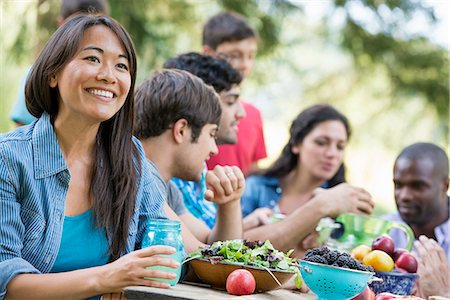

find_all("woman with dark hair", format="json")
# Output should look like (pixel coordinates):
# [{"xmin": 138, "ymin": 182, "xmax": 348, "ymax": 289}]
[
  {"xmin": 0, "ymin": 15, "xmax": 178, "ymax": 299},
  {"xmin": 242, "ymin": 104, "xmax": 374, "ymax": 256}
]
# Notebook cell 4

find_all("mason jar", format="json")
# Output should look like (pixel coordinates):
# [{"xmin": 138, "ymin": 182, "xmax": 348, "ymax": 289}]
[{"xmin": 141, "ymin": 219, "xmax": 183, "ymax": 286}]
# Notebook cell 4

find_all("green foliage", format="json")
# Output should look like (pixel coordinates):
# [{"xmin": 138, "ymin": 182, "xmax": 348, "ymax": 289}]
[
  {"xmin": 217, "ymin": 0, "xmax": 300, "ymax": 57},
  {"xmin": 331, "ymin": 0, "xmax": 448, "ymax": 136},
  {"xmin": 2, "ymin": 0, "xmax": 448, "ymax": 141},
  {"xmin": 110, "ymin": 0, "xmax": 200, "ymax": 71}
]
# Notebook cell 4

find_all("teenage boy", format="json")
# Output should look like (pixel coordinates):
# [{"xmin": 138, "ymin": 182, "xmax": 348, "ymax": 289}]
[
  {"xmin": 163, "ymin": 52, "xmax": 244, "ymax": 228},
  {"xmin": 135, "ymin": 69, "xmax": 244, "ymax": 252},
  {"xmin": 202, "ymin": 11, "xmax": 267, "ymax": 176}
]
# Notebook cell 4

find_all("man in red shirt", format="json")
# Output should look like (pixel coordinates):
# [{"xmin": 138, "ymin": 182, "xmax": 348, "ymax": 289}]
[{"xmin": 203, "ymin": 11, "xmax": 267, "ymax": 176}]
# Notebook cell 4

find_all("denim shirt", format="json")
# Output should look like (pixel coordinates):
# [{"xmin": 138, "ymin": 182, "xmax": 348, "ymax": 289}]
[
  {"xmin": 241, "ymin": 175, "xmax": 283, "ymax": 217},
  {"xmin": 241, "ymin": 175, "xmax": 330, "ymax": 217},
  {"xmin": 0, "ymin": 113, "xmax": 166, "ymax": 299}
]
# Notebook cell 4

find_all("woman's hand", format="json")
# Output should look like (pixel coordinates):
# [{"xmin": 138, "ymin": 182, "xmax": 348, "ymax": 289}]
[
  {"xmin": 243, "ymin": 207, "xmax": 273, "ymax": 231},
  {"xmin": 313, "ymin": 183, "xmax": 374, "ymax": 218},
  {"xmin": 97, "ymin": 245, "xmax": 180, "ymax": 292}
]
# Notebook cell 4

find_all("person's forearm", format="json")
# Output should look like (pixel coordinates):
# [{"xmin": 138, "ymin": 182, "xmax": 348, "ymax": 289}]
[
  {"xmin": 164, "ymin": 204, "xmax": 204, "ymax": 253},
  {"xmin": 243, "ymin": 200, "xmax": 327, "ymax": 252},
  {"xmin": 6, "ymin": 267, "xmax": 103, "ymax": 300},
  {"xmin": 209, "ymin": 200, "xmax": 243, "ymax": 244}
]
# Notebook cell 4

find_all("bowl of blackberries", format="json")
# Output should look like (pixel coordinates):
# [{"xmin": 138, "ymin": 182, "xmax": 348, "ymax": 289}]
[{"xmin": 299, "ymin": 246, "xmax": 376, "ymax": 300}]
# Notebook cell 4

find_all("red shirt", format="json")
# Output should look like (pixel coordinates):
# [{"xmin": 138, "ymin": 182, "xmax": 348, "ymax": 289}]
[{"xmin": 206, "ymin": 101, "xmax": 267, "ymax": 176}]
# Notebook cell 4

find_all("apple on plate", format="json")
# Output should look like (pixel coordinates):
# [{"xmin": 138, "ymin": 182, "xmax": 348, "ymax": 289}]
[
  {"xmin": 226, "ymin": 269, "xmax": 256, "ymax": 295},
  {"xmin": 394, "ymin": 252, "xmax": 418, "ymax": 273},
  {"xmin": 371, "ymin": 235, "xmax": 395, "ymax": 257}
]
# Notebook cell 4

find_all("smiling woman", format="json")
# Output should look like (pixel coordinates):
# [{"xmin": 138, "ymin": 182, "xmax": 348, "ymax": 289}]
[
  {"xmin": 50, "ymin": 25, "xmax": 131, "ymax": 124},
  {"xmin": 0, "ymin": 15, "xmax": 180, "ymax": 299}
]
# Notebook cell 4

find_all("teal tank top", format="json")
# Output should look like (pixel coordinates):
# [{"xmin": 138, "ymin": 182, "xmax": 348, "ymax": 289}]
[{"xmin": 51, "ymin": 209, "xmax": 110, "ymax": 273}]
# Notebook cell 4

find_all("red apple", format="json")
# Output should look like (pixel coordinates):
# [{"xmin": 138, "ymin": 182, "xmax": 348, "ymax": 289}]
[
  {"xmin": 351, "ymin": 286, "xmax": 375, "ymax": 300},
  {"xmin": 371, "ymin": 235, "xmax": 395, "ymax": 256},
  {"xmin": 392, "ymin": 248, "xmax": 408, "ymax": 262},
  {"xmin": 375, "ymin": 292, "xmax": 396, "ymax": 300},
  {"xmin": 226, "ymin": 269, "xmax": 256, "ymax": 295},
  {"xmin": 394, "ymin": 252, "xmax": 418, "ymax": 273}
]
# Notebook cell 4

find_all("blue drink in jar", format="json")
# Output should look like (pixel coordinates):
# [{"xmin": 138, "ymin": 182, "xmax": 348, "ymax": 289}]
[{"xmin": 141, "ymin": 219, "xmax": 184, "ymax": 286}]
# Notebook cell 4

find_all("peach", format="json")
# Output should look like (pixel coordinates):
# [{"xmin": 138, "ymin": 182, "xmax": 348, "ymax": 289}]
[
  {"xmin": 351, "ymin": 245, "xmax": 372, "ymax": 261},
  {"xmin": 363, "ymin": 250, "xmax": 394, "ymax": 272}
]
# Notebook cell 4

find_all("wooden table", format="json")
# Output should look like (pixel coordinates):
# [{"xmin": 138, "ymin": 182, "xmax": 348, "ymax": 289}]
[{"xmin": 124, "ymin": 283, "xmax": 317, "ymax": 300}]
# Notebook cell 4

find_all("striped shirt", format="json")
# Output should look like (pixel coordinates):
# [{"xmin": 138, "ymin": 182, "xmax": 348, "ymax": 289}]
[{"xmin": 0, "ymin": 113, "xmax": 166, "ymax": 299}]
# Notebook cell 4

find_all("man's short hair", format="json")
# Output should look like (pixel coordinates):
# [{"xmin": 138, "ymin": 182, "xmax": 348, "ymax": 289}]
[
  {"xmin": 163, "ymin": 52, "xmax": 242, "ymax": 94},
  {"xmin": 61, "ymin": 0, "xmax": 109, "ymax": 19},
  {"xmin": 134, "ymin": 69, "xmax": 222, "ymax": 142},
  {"xmin": 396, "ymin": 142, "xmax": 449, "ymax": 179},
  {"xmin": 202, "ymin": 11, "xmax": 257, "ymax": 50}
]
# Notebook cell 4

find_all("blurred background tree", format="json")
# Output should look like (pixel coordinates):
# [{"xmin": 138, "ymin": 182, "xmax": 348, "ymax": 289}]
[{"xmin": 1, "ymin": 0, "xmax": 448, "ymax": 213}]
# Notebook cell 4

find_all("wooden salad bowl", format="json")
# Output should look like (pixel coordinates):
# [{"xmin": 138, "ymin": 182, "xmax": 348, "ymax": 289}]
[{"xmin": 189, "ymin": 258, "xmax": 296, "ymax": 292}]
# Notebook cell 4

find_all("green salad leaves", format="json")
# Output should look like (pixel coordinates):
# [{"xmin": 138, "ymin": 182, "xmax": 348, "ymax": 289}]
[
  {"xmin": 189, "ymin": 240, "xmax": 297, "ymax": 273},
  {"xmin": 188, "ymin": 240, "xmax": 302, "ymax": 289}
]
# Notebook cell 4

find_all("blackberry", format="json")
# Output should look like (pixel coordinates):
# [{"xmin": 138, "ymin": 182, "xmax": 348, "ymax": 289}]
[
  {"xmin": 316, "ymin": 246, "xmax": 331, "ymax": 256},
  {"xmin": 304, "ymin": 249, "xmax": 315, "ymax": 258},
  {"xmin": 305, "ymin": 255, "xmax": 328, "ymax": 265},
  {"xmin": 304, "ymin": 246, "xmax": 330, "ymax": 259},
  {"xmin": 332, "ymin": 263, "xmax": 340, "ymax": 267},
  {"xmin": 303, "ymin": 246, "xmax": 374, "ymax": 272},
  {"xmin": 364, "ymin": 265, "xmax": 374, "ymax": 272},
  {"xmin": 346, "ymin": 259, "xmax": 359, "ymax": 270},
  {"xmin": 324, "ymin": 251, "xmax": 339, "ymax": 264},
  {"xmin": 334, "ymin": 256, "xmax": 348, "ymax": 267}
]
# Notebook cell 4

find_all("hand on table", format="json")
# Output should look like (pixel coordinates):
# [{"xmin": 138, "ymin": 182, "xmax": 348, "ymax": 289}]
[
  {"xmin": 98, "ymin": 245, "xmax": 180, "ymax": 292},
  {"xmin": 204, "ymin": 165, "xmax": 245, "ymax": 206},
  {"xmin": 414, "ymin": 235, "xmax": 450, "ymax": 298},
  {"xmin": 312, "ymin": 183, "xmax": 374, "ymax": 218}
]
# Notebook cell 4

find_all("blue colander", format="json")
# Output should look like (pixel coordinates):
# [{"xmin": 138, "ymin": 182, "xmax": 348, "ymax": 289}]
[{"xmin": 299, "ymin": 260, "xmax": 375, "ymax": 300}]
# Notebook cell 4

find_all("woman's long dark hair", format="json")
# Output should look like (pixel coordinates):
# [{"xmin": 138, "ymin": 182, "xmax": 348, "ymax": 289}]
[
  {"xmin": 261, "ymin": 104, "xmax": 351, "ymax": 187},
  {"xmin": 25, "ymin": 15, "xmax": 139, "ymax": 260}
]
